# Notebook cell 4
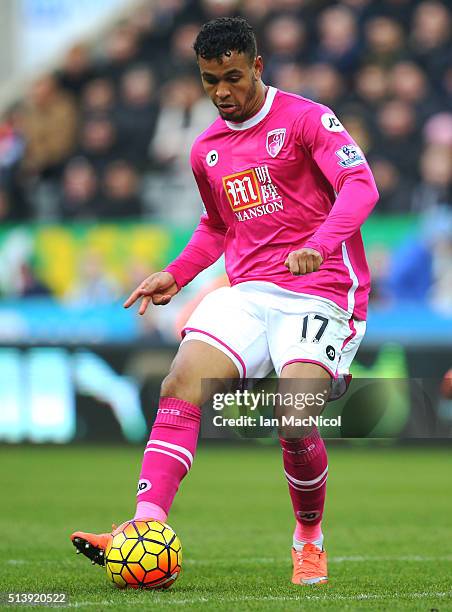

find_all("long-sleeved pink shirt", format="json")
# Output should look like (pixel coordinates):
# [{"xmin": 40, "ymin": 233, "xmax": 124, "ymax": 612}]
[{"xmin": 166, "ymin": 87, "xmax": 379, "ymax": 320}]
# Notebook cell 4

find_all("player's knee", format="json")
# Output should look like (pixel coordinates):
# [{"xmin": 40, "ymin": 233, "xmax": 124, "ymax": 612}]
[
  {"xmin": 160, "ymin": 369, "xmax": 200, "ymax": 405},
  {"xmin": 276, "ymin": 401, "xmax": 323, "ymax": 440}
]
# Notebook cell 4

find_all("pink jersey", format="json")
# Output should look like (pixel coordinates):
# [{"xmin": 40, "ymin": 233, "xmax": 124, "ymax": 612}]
[{"xmin": 166, "ymin": 87, "xmax": 379, "ymax": 320}]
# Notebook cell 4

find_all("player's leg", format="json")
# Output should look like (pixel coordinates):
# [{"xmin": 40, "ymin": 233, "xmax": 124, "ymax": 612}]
[
  {"xmin": 277, "ymin": 362, "xmax": 330, "ymax": 585},
  {"xmin": 134, "ymin": 338, "xmax": 239, "ymax": 523},
  {"xmin": 71, "ymin": 338, "xmax": 239, "ymax": 563},
  {"xmin": 267, "ymin": 292, "xmax": 358, "ymax": 585}
]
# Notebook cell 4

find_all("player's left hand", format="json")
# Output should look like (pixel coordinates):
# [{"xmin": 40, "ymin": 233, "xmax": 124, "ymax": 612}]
[{"xmin": 284, "ymin": 248, "xmax": 323, "ymax": 275}]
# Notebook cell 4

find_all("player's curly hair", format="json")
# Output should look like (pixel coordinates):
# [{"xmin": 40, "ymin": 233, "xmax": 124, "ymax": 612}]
[{"xmin": 193, "ymin": 17, "xmax": 257, "ymax": 63}]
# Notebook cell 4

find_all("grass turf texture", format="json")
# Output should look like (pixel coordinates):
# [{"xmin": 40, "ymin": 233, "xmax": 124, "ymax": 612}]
[{"xmin": 1, "ymin": 445, "xmax": 451, "ymax": 611}]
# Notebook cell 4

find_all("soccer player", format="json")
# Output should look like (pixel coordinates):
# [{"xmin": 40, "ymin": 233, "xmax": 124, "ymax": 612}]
[{"xmin": 71, "ymin": 17, "xmax": 378, "ymax": 585}]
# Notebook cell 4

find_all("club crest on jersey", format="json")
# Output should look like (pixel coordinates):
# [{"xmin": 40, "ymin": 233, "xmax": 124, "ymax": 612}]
[{"xmin": 266, "ymin": 128, "xmax": 286, "ymax": 158}]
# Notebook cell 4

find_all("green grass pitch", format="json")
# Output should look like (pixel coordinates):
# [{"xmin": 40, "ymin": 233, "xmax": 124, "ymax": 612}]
[{"xmin": 1, "ymin": 444, "xmax": 451, "ymax": 610}]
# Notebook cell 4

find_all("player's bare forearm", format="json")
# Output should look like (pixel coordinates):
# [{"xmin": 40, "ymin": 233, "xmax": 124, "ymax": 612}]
[
  {"xmin": 284, "ymin": 248, "xmax": 323, "ymax": 276},
  {"xmin": 123, "ymin": 271, "xmax": 179, "ymax": 315}
]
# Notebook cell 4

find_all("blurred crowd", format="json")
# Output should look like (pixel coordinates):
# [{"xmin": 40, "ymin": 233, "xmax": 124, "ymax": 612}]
[
  {"xmin": 1, "ymin": 0, "xmax": 452, "ymax": 223},
  {"xmin": 0, "ymin": 0, "xmax": 451, "ymax": 312}
]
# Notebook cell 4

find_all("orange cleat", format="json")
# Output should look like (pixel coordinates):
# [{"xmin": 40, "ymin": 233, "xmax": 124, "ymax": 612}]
[
  {"xmin": 291, "ymin": 543, "xmax": 328, "ymax": 585},
  {"xmin": 70, "ymin": 522, "xmax": 127, "ymax": 567}
]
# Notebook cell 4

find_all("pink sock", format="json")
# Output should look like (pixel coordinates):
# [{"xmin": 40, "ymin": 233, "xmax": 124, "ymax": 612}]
[
  {"xmin": 135, "ymin": 397, "xmax": 201, "ymax": 519},
  {"xmin": 134, "ymin": 501, "xmax": 167, "ymax": 523},
  {"xmin": 294, "ymin": 519, "xmax": 323, "ymax": 543},
  {"xmin": 279, "ymin": 428, "xmax": 328, "ymax": 544}
]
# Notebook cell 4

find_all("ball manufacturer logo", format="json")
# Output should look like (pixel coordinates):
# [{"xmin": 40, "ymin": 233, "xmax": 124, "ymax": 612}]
[
  {"xmin": 326, "ymin": 345, "xmax": 336, "ymax": 361},
  {"xmin": 321, "ymin": 113, "xmax": 344, "ymax": 132},
  {"xmin": 206, "ymin": 149, "xmax": 219, "ymax": 167},
  {"xmin": 137, "ymin": 479, "xmax": 152, "ymax": 494}
]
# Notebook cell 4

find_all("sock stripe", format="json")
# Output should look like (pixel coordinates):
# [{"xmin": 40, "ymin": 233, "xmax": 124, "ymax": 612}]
[
  {"xmin": 286, "ymin": 477, "xmax": 328, "ymax": 492},
  {"xmin": 284, "ymin": 465, "xmax": 328, "ymax": 487},
  {"xmin": 144, "ymin": 448, "xmax": 190, "ymax": 473},
  {"xmin": 285, "ymin": 473, "xmax": 328, "ymax": 492},
  {"xmin": 148, "ymin": 439, "xmax": 194, "ymax": 465}
]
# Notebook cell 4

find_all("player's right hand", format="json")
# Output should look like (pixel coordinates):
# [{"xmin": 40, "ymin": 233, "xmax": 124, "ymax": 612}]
[{"xmin": 123, "ymin": 271, "xmax": 179, "ymax": 315}]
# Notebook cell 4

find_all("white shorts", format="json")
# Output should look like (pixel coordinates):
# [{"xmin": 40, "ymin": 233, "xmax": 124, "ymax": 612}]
[{"xmin": 181, "ymin": 281, "xmax": 366, "ymax": 399}]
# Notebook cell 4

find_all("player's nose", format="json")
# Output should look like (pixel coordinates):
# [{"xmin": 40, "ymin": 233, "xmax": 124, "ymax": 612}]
[{"xmin": 216, "ymin": 84, "xmax": 231, "ymax": 100}]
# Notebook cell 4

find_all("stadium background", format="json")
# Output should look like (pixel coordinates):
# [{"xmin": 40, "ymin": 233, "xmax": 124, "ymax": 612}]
[{"xmin": 0, "ymin": 0, "xmax": 451, "ymax": 609}]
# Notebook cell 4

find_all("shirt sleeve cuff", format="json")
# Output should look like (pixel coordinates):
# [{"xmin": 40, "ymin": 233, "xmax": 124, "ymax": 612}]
[
  {"xmin": 302, "ymin": 240, "xmax": 328, "ymax": 261},
  {"xmin": 163, "ymin": 264, "xmax": 184, "ymax": 290}
]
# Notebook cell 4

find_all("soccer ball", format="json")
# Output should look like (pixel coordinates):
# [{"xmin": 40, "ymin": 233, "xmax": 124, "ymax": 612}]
[{"xmin": 105, "ymin": 519, "xmax": 182, "ymax": 589}]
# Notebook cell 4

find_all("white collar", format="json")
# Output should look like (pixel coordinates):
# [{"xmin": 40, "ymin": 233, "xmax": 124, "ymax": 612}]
[{"xmin": 225, "ymin": 86, "xmax": 277, "ymax": 131}]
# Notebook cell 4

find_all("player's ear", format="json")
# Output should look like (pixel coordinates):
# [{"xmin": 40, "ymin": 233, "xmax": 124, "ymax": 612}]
[{"xmin": 253, "ymin": 55, "xmax": 263, "ymax": 80}]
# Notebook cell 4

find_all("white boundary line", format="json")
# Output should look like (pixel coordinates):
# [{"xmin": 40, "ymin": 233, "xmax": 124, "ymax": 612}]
[
  {"xmin": 6, "ymin": 554, "xmax": 452, "ymax": 566},
  {"xmin": 185, "ymin": 554, "xmax": 452, "ymax": 564},
  {"xmin": 64, "ymin": 591, "xmax": 452, "ymax": 607}
]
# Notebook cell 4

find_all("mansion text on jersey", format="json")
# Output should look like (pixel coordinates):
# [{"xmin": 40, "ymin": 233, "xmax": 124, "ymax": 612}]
[{"xmin": 234, "ymin": 200, "xmax": 284, "ymax": 222}]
